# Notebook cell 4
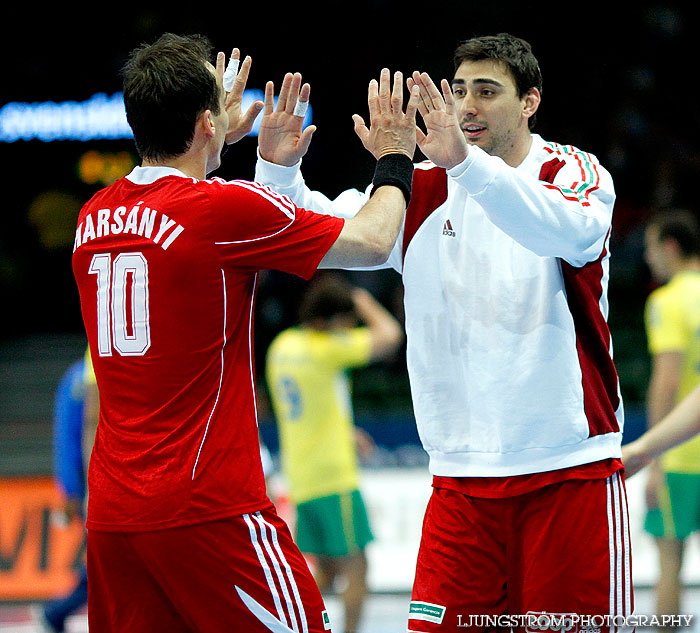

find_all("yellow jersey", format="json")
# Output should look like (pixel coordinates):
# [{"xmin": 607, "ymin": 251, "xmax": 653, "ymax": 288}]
[
  {"xmin": 645, "ymin": 270, "xmax": 700, "ymax": 473},
  {"xmin": 265, "ymin": 326, "xmax": 372, "ymax": 503},
  {"xmin": 84, "ymin": 347, "xmax": 96, "ymax": 385}
]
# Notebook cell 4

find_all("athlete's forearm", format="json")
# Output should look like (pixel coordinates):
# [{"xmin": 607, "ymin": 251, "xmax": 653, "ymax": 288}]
[
  {"xmin": 352, "ymin": 288, "xmax": 404, "ymax": 360},
  {"xmin": 637, "ymin": 382, "xmax": 700, "ymax": 461},
  {"xmin": 254, "ymin": 152, "xmax": 367, "ymax": 220},
  {"xmin": 645, "ymin": 351, "xmax": 683, "ymax": 430},
  {"xmin": 319, "ymin": 185, "xmax": 405, "ymax": 268},
  {"xmin": 448, "ymin": 147, "xmax": 615, "ymax": 266}
]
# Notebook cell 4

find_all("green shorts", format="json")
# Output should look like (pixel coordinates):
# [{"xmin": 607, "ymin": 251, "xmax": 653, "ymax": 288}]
[
  {"xmin": 295, "ymin": 490, "xmax": 373, "ymax": 558},
  {"xmin": 645, "ymin": 472, "xmax": 700, "ymax": 540}
]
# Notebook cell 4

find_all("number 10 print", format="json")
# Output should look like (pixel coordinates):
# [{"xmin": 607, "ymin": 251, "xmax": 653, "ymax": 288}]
[{"xmin": 88, "ymin": 252, "xmax": 151, "ymax": 357}]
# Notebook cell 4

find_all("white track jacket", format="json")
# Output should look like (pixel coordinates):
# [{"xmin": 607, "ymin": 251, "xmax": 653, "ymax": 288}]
[{"xmin": 255, "ymin": 134, "xmax": 623, "ymax": 477}]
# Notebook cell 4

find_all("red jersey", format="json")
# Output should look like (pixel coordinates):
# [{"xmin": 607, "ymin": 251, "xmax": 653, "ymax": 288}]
[{"xmin": 72, "ymin": 166, "xmax": 344, "ymax": 532}]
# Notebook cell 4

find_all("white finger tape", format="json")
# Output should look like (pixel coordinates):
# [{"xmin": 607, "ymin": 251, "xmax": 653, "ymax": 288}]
[
  {"xmin": 293, "ymin": 100, "xmax": 309, "ymax": 118},
  {"xmin": 223, "ymin": 57, "xmax": 240, "ymax": 92}
]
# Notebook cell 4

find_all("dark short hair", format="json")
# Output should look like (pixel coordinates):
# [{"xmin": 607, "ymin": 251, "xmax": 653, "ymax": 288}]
[
  {"xmin": 121, "ymin": 33, "xmax": 222, "ymax": 162},
  {"xmin": 298, "ymin": 274, "xmax": 356, "ymax": 324},
  {"xmin": 649, "ymin": 209, "xmax": 700, "ymax": 258},
  {"xmin": 453, "ymin": 33, "xmax": 542, "ymax": 130}
]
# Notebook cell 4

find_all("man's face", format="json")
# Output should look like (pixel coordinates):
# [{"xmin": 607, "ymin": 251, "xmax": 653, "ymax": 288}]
[
  {"xmin": 452, "ymin": 59, "xmax": 537, "ymax": 163},
  {"xmin": 644, "ymin": 225, "xmax": 671, "ymax": 282},
  {"xmin": 328, "ymin": 313, "xmax": 358, "ymax": 330}
]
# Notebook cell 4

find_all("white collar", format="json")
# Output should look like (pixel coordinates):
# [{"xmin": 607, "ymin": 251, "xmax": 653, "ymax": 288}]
[{"xmin": 125, "ymin": 165, "xmax": 194, "ymax": 185}]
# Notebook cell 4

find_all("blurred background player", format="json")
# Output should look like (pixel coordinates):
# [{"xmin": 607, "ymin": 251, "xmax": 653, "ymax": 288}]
[
  {"xmin": 641, "ymin": 208, "xmax": 700, "ymax": 622},
  {"xmin": 33, "ymin": 350, "xmax": 96, "ymax": 632},
  {"xmin": 266, "ymin": 273, "xmax": 403, "ymax": 633}
]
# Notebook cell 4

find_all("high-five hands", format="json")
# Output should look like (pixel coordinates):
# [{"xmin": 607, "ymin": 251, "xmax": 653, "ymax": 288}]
[
  {"xmin": 256, "ymin": 66, "xmax": 467, "ymax": 169},
  {"xmin": 407, "ymin": 72, "xmax": 469, "ymax": 169},
  {"xmin": 216, "ymin": 48, "xmax": 265, "ymax": 145},
  {"xmin": 258, "ymin": 72, "xmax": 317, "ymax": 167},
  {"xmin": 352, "ymin": 69, "xmax": 419, "ymax": 161}
]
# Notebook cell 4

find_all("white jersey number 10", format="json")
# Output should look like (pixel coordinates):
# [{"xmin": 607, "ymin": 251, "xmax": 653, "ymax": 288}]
[{"xmin": 88, "ymin": 252, "xmax": 151, "ymax": 357}]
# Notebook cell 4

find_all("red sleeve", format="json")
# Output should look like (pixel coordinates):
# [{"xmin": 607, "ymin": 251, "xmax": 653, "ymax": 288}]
[{"xmin": 207, "ymin": 179, "xmax": 344, "ymax": 279}]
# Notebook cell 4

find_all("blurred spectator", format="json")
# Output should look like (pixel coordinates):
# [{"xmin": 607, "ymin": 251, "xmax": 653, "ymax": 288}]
[
  {"xmin": 266, "ymin": 273, "xmax": 403, "ymax": 633},
  {"xmin": 33, "ymin": 351, "xmax": 96, "ymax": 632},
  {"xmin": 642, "ymin": 208, "xmax": 700, "ymax": 624}
]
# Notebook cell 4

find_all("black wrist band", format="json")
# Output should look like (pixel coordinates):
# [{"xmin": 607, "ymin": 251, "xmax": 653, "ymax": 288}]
[{"xmin": 370, "ymin": 153, "xmax": 413, "ymax": 206}]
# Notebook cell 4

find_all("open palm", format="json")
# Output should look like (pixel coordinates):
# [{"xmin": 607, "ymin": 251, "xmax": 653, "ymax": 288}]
[
  {"xmin": 351, "ymin": 68, "xmax": 419, "ymax": 161},
  {"xmin": 216, "ymin": 49, "xmax": 265, "ymax": 145},
  {"xmin": 258, "ymin": 73, "xmax": 316, "ymax": 167},
  {"xmin": 407, "ymin": 72, "xmax": 468, "ymax": 169}
]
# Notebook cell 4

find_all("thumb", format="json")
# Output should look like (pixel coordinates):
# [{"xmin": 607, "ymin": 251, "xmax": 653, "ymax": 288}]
[
  {"xmin": 240, "ymin": 100, "xmax": 264, "ymax": 132},
  {"xmin": 298, "ymin": 125, "xmax": 317, "ymax": 155},
  {"xmin": 352, "ymin": 114, "xmax": 370, "ymax": 146}
]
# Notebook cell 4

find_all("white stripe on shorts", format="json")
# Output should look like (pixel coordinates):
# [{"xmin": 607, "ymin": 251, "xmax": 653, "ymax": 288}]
[
  {"xmin": 253, "ymin": 512, "xmax": 309, "ymax": 633},
  {"xmin": 251, "ymin": 512, "xmax": 301, "ymax": 633},
  {"xmin": 606, "ymin": 471, "xmax": 633, "ymax": 633},
  {"xmin": 243, "ymin": 513, "xmax": 289, "ymax": 628}
]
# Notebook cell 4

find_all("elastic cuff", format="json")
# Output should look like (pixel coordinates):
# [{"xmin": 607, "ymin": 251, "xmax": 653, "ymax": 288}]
[
  {"xmin": 446, "ymin": 145, "xmax": 495, "ymax": 195},
  {"xmin": 254, "ymin": 149, "xmax": 302, "ymax": 188},
  {"xmin": 370, "ymin": 153, "xmax": 414, "ymax": 206}
]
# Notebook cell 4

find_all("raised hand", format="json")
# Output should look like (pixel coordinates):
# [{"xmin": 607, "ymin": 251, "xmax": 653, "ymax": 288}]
[
  {"xmin": 257, "ymin": 72, "xmax": 317, "ymax": 167},
  {"xmin": 407, "ymin": 71, "xmax": 469, "ymax": 169},
  {"xmin": 352, "ymin": 69, "xmax": 419, "ymax": 160},
  {"xmin": 216, "ymin": 48, "xmax": 265, "ymax": 145}
]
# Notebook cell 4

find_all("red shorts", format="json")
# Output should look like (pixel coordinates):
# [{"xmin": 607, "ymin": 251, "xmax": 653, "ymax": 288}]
[
  {"xmin": 87, "ymin": 509, "xmax": 332, "ymax": 633},
  {"xmin": 408, "ymin": 471, "xmax": 633, "ymax": 632}
]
